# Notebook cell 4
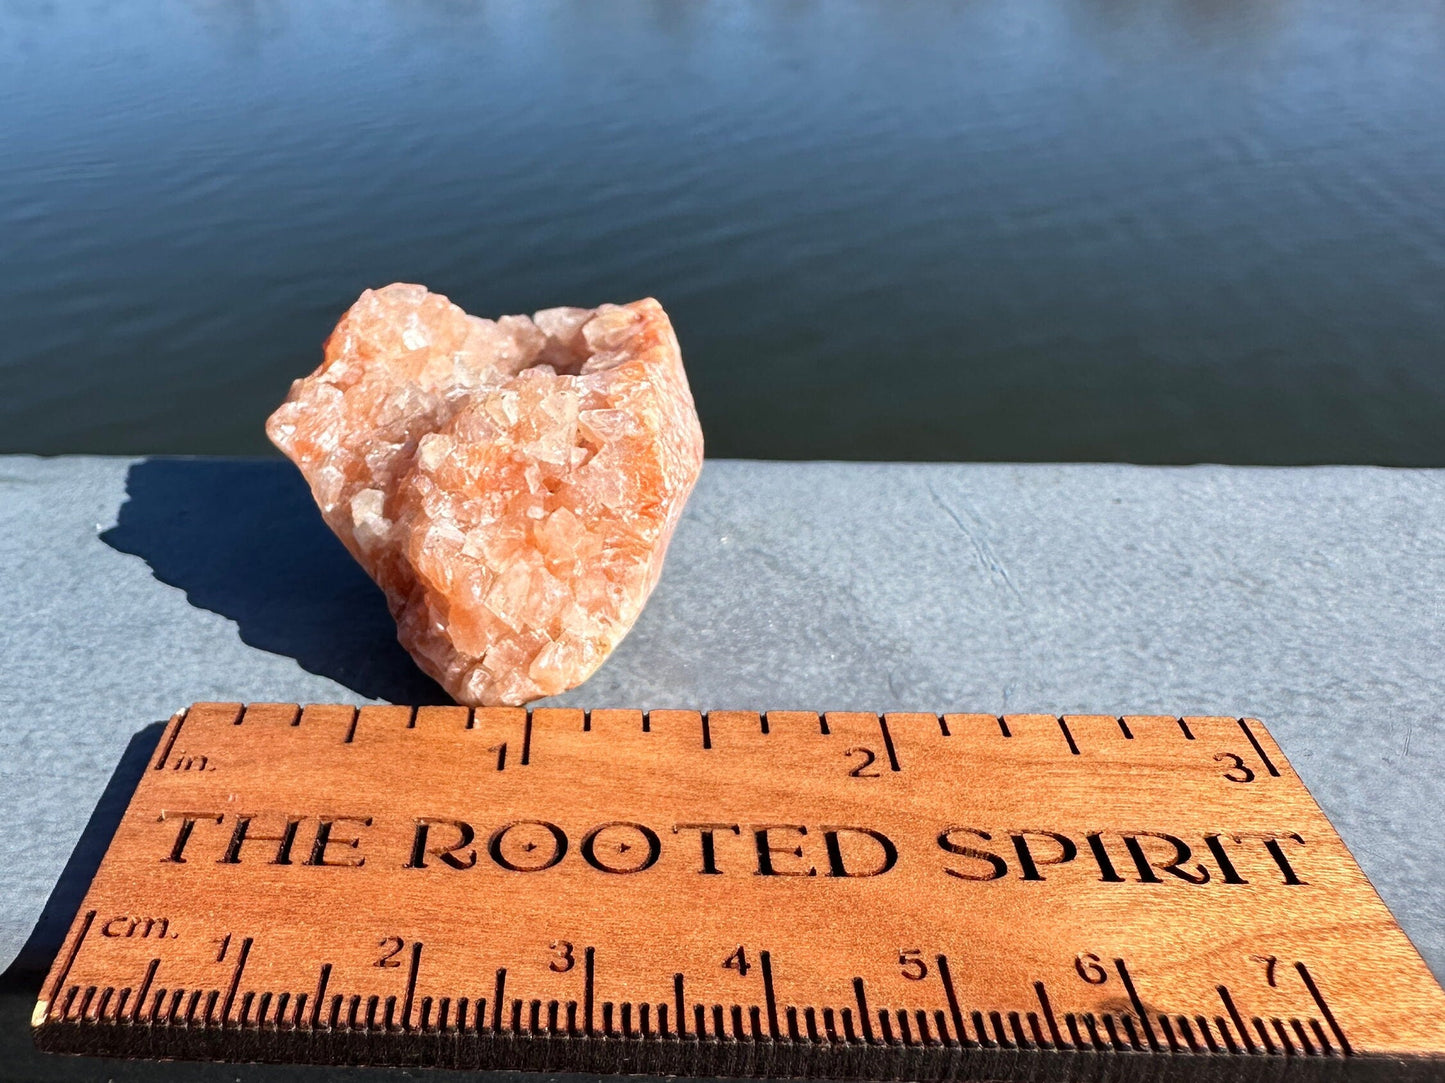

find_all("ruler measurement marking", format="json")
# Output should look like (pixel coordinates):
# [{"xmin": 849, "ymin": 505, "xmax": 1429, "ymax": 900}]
[
  {"xmin": 310, "ymin": 964, "xmax": 330, "ymax": 1030},
  {"xmin": 39, "ymin": 908, "xmax": 94, "ymax": 1021},
  {"xmin": 1057, "ymin": 717, "xmax": 1080, "ymax": 756},
  {"xmin": 1252, "ymin": 1015, "xmax": 1278, "ymax": 1054},
  {"xmin": 852, "ymin": 978, "xmax": 875, "ymax": 1042},
  {"xmin": 1297, "ymin": 962, "xmax": 1352, "ymax": 1056},
  {"xmin": 584, "ymin": 947, "xmax": 595, "ymax": 1035},
  {"xmin": 1114, "ymin": 958, "xmax": 1160, "ymax": 1051},
  {"xmin": 936, "ymin": 954, "xmax": 969, "ymax": 1048},
  {"xmin": 154, "ymin": 706, "xmax": 1274, "ymax": 773},
  {"xmin": 876, "ymin": 717, "xmax": 901, "ymax": 772},
  {"xmin": 1217, "ymin": 985, "xmax": 1256, "ymax": 1054},
  {"xmin": 1238, "ymin": 718, "xmax": 1281, "ymax": 777},
  {"xmin": 1288, "ymin": 1017, "xmax": 1313, "ymax": 1054},
  {"xmin": 1034, "ymin": 982, "xmax": 1064, "ymax": 1049},
  {"xmin": 760, "ymin": 950, "xmax": 779, "ymax": 1038},
  {"xmin": 491, "ymin": 969, "xmax": 506, "ymax": 1034},
  {"xmin": 219, "ymin": 937, "xmax": 252, "ymax": 1027},
  {"xmin": 132, "ymin": 958, "xmax": 159, "ymax": 1024},
  {"xmin": 401, "ymin": 942, "xmax": 422, "ymax": 1031},
  {"xmin": 152, "ymin": 712, "xmax": 185, "ymax": 771}
]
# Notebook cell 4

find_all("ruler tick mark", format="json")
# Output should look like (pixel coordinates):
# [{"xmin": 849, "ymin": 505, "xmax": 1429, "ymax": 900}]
[
  {"xmin": 1217, "ymin": 985, "xmax": 1255, "ymax": 1054},
  {"xmin": 310, "ymin": 964, "xmax": 330, "ymax": 1030},
  {"xmin": 152, "ymin": 712, "xmax": 185, "ymax": 771},
  {"xmin": 491, "ymin": 969, "xmax": 506, "ymax": 1033},
  {"xmin": 220, "ymin": 937, "xmax": 252, "ymax": 1027},
  {"xmin": 877, "ymin": 717, "xmax": 901, "ymax": 772},
  {"xmin": 520, "ymin": 714, "xmax": 533, "ymax": 766},
  {"xmin": 1115, "ymin": 959, "xmax": 1159, "ymax": 1051},
  {"xmin": 1297, "ymin": 962, "xmax": 1352, "ymax": 1055},
  {"xmin": 1058, "ymin": 717, "xmax": 1080, "ymax": 755},
  {"xmin": 1253, "ymin": 1016, "xmax": 1278, "ymax": 1054},
  {"xmin": 132, "ymin": 959, "xmax": 158, "ymax": 1024},
  {"xmin": 1239, "ymin": 719, "xmax": 1281, "ymax": 777},
  {"xmin": 584, "ymin": 947, "xmax": 595, "ymax": 1035},
  {"xmin": 1289, "ymin": 1017, "xmax": 1314, "ymax": 1055},
  {"xmin": 937, "ymin": 954, "xmax": 968, "ymax": 1048},
  {"xmin": 401, "ymin": 942, "xmax": 421, "ymax": 1031},
  {"xmin": 674, "ymin": 973, "xmax": 685, "ymax": 1038},
  {"xmin": 853, "ymin": 978, "xmax": 875, "ymax": 1042},
  {"xmin": 760, "ymin": 950, "xmax": 779, "ymax": 1038},
  {"xmin": 41, "ymin": 909, "xmax": 94, "ymax": 1019},
  {"xmin": 1035, "ymin": 982, "xmax": 1064, "ymax": 1048}
]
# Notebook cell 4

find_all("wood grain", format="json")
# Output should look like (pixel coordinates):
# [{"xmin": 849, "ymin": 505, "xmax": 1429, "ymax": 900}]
[{"xmin": 32, "ymin": 705, "xmax": 1445, "ymax": 1080}]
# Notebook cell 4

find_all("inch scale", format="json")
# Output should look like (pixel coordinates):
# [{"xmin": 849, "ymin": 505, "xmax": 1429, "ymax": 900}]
[{"xmin": 33, "ymin": 703, "xmax": 1445, "ymax": 1080}]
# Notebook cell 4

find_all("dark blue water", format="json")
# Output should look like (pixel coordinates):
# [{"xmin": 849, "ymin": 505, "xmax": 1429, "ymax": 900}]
[{"xmin": 3, "ymin": 1, "xmax": 1444, "ymax": 462}]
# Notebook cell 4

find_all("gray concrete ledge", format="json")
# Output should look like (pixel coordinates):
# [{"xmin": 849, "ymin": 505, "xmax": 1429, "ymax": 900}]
[{"xmin": 2, "ymin": 455, "xmax": 1443, "ymax": 991}]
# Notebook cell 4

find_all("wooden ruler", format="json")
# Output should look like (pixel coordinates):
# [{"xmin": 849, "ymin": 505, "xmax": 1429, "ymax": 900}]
[{"xmin": 33, "ymin": 704, "xmax": 1445, "ymax": 1080}]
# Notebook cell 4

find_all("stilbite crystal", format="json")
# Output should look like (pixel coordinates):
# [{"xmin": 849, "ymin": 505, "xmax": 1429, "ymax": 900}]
[{"xmin": 266, "ymin": 285, "xmax": 704, "ymax": 705}]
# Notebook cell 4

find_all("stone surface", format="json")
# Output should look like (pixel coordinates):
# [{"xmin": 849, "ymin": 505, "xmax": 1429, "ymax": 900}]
[
  {"xmin": 4, "ymin": 457, "xmax": 1445, "ymax": 993},
  {"xmin": 266, "ymin": 286, "xmax": 704, "ymax": 706}
]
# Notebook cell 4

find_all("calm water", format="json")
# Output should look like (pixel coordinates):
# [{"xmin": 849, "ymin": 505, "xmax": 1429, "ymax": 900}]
[{"xmin": 3, "ymin": 1, "xmax": 1444, "ymax": 463}]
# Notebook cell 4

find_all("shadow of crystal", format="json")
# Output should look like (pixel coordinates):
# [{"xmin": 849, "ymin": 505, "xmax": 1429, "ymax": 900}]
[{"xmin": 101, "ymin": 457, "xmax": 449, "ymax": 705}]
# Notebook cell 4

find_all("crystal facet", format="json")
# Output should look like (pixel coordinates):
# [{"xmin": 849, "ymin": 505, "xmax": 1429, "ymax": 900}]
[{"xmin": 267, "ymin": 285, "xmax": 704, "ymax": 705}]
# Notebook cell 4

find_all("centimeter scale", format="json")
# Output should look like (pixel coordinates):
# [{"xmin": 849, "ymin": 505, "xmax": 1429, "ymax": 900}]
[{"xmin": 33, "ymin": 703, "xmax": 1445, "ymax": 1080}]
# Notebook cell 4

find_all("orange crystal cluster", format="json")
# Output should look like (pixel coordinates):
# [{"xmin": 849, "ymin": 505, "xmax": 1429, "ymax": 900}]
[{"xmin": 266, "ymin": 284, "xmax": 704, "ymax": 705}]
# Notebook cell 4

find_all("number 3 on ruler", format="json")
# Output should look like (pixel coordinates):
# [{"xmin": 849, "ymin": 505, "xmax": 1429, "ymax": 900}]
[
  {"xmin": 1214, "ymin": 752, "xmax": 1256, "ymax": 783},
  {"xmin": 548, "ymin": 941, "xmax": 575, "ymax": 972}
]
